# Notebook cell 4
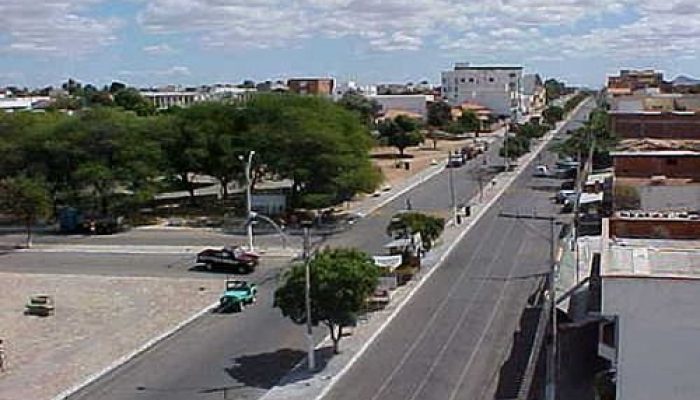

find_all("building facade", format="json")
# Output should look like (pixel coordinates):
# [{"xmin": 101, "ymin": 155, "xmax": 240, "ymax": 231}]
[
  {"xmin": 607, "ymin": 69, "xmax": 670, "ymax": 93},
  {"xmin": 287, "ymin": 78, "xmax": 334, "ymax": 96},
  {"xmin": 441, "ymin": 63, "xmax": 522, "ymax": 118},
  {"xmin": 609, "ymin": 111, "xmax": 700, "ymax": 139}
]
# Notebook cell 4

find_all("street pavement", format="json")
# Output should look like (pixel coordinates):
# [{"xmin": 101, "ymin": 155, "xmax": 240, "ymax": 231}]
[
  {"xmin": 321, "ymin": 103, "xmax": 594, "ymax": 400},
  {"xmin": 60, "ymin": 137, "xmax": 505, "ymax": 400},
  {"xmin": 57, "ymin": 103, "xmax": 592, "ymax": 400}
]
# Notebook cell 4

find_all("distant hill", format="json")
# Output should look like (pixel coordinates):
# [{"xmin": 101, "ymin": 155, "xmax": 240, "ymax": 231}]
[{"xmin": 672, "ymin": 75, "xmax": 700, "ymax": 86}]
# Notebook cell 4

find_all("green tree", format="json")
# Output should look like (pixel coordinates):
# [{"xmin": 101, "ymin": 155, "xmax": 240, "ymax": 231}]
[
  {"xmin": 542, "ymin": 106, "xmax": 564, "ymax": 125},
  {"xmin": 275, "ymin": 248, "xmax": 379, "ymax": 353},
  {"xmin": 544, "ymin": 78, "xmax": 566, "ymax": 101},
  {"xmin": 337, "ymin": 92, "xmax": 381, "ymax": 127},
  {"xmin": 517, "ymin": 121, "xmax": 549, "ymax": 139},
  {"xmin": 0, "ymin": 177, "xmax": 50, "ymax": 248},
  {"xmin": 499, "ymin": 135, "xmax": 531, "ymax": 160},
  {"xmin": 386, "ymin": 212, "xmax": 445, "ymax": 251},
  {"xmin": 427, "ymin": 101, "xmax": 452, "ymax": 128},
  {"xmin": 114, "ymin": 88, "xmax": 156, "ymax": 116},
  {"xmin": 378, "ymin": 115, "xmax": 424, "ymax": 157},
  {"xmin": 550, "ymin": 108, "xmax": 617, "ymax": 168},
  {"xmin": 240, "ymin": 94, "xmax": 381, "ymax": 208}
]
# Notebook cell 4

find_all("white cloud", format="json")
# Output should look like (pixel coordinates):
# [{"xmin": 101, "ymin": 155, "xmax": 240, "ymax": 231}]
[
  {"xmin": 0, "ymin": 1, "xmax": 120, "ymax": 55},
  {"xmin": 143, "ymin": 43, "xmax": 177, "ymax": 55}
]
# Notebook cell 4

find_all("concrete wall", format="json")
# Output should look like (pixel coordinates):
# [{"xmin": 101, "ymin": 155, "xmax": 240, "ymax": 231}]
[
  {"xmin": 441, "ymin": 68, "xmax": 521, "ymax": 116},
  {"xmin": 370, "ymin": 95, "xmax": 433, "ymax": 118},
  {"xmin": 609, "ymin": 113, "xmax": 700, "ymax": 139},
  {"xmin": 610, "ymin": 218, "xmax": 700, "ymax": 239},
  {"xmin": 602, "ymin": 277, "xmax": 700, "ymax": 400},
  {"xmin": 614, "ymin": 155, "xmax": 700, "ymax": 179}
]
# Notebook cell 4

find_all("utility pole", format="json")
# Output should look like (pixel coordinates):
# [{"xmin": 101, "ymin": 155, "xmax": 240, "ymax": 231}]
[
  {"xmin": 498, "ymin": 212, "xmax": 560, "ymax": 400},
  {"xmin": 447, "ymin": 152, "xmax": 457, "ymax": 224},
  {"xmin": 302, "ymin": 223, "xmax": 316, "ymax": 371},
  {"xmin": 240, "ymin": 151, "xmax": 256, "ymax": 251}
]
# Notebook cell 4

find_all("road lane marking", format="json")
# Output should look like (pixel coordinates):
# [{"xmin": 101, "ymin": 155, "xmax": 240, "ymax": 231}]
[
  {"xmin": 407, "ymin": 201, "xmax": 536, "ymax": 400},
  {"xmin": 313, "ymin": 99, "xmax": 592, "ymax": 400},
  {"xmin": 369, "ymin": 218, "xmax": 516, "ymax": 400}
]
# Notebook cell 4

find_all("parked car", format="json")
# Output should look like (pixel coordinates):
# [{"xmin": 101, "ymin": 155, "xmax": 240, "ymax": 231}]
[
  {"xmin": 447, "ymin": 153, "xmax": 466, "ymax": 168},
  {"xmin": 557, "ymin": 190, "xmax": 578, "ymax": 204},
  {"xmin": 25, "ymin": 294, "xmax": 54, "ymax": 317},
  {"xmin": 534, "ymin": 165, "xmax": 550, "ymax": 177},
  {"xmin": 196, "ymin": 246, "xmax": 259, "ymax": 273},
  {"xmin": 217, "ymin": 280, "xmax": 257, "ymax": 313}
]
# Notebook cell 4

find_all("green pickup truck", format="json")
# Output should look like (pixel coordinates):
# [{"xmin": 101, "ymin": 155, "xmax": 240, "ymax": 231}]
[{"xmin": 217, "ymin": 280, "xmax": 257, "ymax": 313}]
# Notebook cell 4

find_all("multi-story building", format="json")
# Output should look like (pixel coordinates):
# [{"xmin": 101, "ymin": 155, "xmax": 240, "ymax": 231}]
[
  {"xmin": 607, "ymin": 69, "xmax": 671, "ymax": 95},
  {"xmin": 287, "ymin": 78, "xmax": 334, "ymax": 96},
  {"xmin": 521, "ymin": 73, "xmax": 546, "ymax": 116},
  {"xmin": 441, "ymin": 63, "xmax": 523, "ymax": 118},
  {"xmin": 140, "ymin": 90, "xmax": 209, "ymax": 110}
]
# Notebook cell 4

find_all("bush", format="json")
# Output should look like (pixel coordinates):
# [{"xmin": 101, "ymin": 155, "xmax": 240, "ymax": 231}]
[{"xmin": 387, "ymin": 212, "xmax": 445, "ymax": 251}]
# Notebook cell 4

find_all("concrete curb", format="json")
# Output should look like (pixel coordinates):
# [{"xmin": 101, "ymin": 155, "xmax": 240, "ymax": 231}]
[
  {"xmin": 260, "ymin": 98, "xmax": 591, "ymax": 400},
  {"xmin": 17, "ymin": 245, "xmax": 300, "ymax": 257},
  {"xmin": 50, "ymin": 299, "xmax": 220, "ymax": 400}
]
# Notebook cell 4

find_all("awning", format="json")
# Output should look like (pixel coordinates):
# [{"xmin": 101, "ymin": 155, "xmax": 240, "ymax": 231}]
[
  {"xmin": 579, "ymin": 192, "xmax": 604, "ymax": 204},
  {"xmin": 373, "ymin": 255, "xmax": 403, "ymax": 272}
]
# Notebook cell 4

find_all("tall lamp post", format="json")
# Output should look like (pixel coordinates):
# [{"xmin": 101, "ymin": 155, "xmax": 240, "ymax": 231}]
[
  {"xmin": 239, "ymin": 151, "xmax": 256, "ymax": 251},
  {"xmin": 302, "ymin": 220, "xmax": 316, "ymax": 371}
]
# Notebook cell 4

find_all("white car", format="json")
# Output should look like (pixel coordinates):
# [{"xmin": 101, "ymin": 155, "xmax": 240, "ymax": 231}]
[{"xmin": 556, "ymin": 190, "xmax": 578, "ymax": 204}]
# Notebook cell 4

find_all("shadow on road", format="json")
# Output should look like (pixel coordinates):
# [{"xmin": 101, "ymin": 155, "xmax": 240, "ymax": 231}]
[
  {"xmin": 224, "ymin": 346, "xmax": 336, "ymax": 389},
  {"xmin": 494, "ymin": 306, "xmax": 542, "ymax": 399}
]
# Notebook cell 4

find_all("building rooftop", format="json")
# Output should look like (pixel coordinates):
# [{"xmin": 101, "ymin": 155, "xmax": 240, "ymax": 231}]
[
  {"xmin": 603, "ymin": 237, "xmax": 700, "ymax": 279},
  {"xmin": 611, "ymin": 150, "xmax": 700, "ymax": 157},
  {"xmin": 452, "ymin": 63, "xmax": 522, "ymax": 70}
]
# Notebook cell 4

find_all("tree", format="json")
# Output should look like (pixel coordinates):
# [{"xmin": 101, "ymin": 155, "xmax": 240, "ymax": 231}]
[
  {"xmin": 109, "ymin": 81, "xmax": 127, "ymax": 94},
  {"xmin": 337, "ymin": 92, "xmax": 381, "ymax": 127},
  {"xmin": 613, "ymin": 185, "xmax": 641, "ymax": 210},
  {"xmin": 455, "ymin": 110, "xmax": 480, "ymax": 132},
  {"xmin": 378, "ymin": 115, "xmax": 424, "ymax": 157},
  {"xmin": 550, "ymin": 108, "xmax": 617, "ymax": 168},
  {"xmin": 517, "ymin": 121, "xmax": 549, "ymax": 139},
  {"xmin": 386, "ymin": 212, "xmax": 445, "ymax": 251},
  {"xmin": 542, "ymin": 106, "xmax": 564, "ymax": 125},
  {"xmin": 114, "ymin": 88, "xmax": 156, "ymax": 116},
  {"xmin": 499, "ymin": 135, "xmax": 531, "ymax": 160},
  {"xmin": 427, "ymin": 101, "xmax": 452, "ymax": 128},
  {"xmin": 544, "ymin": 78, "xmax": 566, "ymax": 101},
  {"xmin": 239, "ymin": 94, "xmax": 381, "ymax": 208},
  {"xmin": 274, "ymin": 248, "xmax": 379, "ymax": 354},
  {"xmin": 0, "ymin": 177, "xmax": 50, "ymax": 248}
]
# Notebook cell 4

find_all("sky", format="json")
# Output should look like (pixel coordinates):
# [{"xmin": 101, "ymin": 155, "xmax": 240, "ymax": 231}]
[{"xmin": 2, "ymin": 0, "xmax": 700, "ymax": 89}]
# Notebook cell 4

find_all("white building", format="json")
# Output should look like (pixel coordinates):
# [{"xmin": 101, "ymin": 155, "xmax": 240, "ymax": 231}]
[
  {"xmin": 521, "ymin": 73, "xmax": 546, "ymax": 117},
  {"xmin": 333, "ymin": 81, "xmax": 378, "ymax": 100},
  {"xmin": 140, "ymin": 91, "xmax": 208, "ymax": 110},
  {"xmin": 369, "ymin": 94, "xmax": 434, "ymax": 120},
  {"xmin": 441, "ymin": 63, "xmax": 523, "ymax": 118},
  {"xmin": 597, "ymin": 234, "xmax": 700, "ymax": 400},
  {"xmin": 0, "ymin": 96, "xmax": 51, "ymax": 113}
]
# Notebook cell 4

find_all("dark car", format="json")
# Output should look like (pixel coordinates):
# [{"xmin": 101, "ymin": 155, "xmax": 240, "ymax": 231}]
[{"xmin": 196, "ymin": 246, "xmax": 259, "ymax": 273}]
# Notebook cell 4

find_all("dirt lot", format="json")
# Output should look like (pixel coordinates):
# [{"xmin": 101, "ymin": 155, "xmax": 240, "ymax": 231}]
[{"xmin": 0, "ymin": 272, "xmax": 219, "ymax": 400}]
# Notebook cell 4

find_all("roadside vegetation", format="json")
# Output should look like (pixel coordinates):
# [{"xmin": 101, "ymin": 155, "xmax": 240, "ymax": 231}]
[
  {"xmin": 0, "ymin": 93, "xmax": 383, "ymax": 226},
  {"xmin": 274, "ymin": 248, "xmax": 379, "ymax": 353}
]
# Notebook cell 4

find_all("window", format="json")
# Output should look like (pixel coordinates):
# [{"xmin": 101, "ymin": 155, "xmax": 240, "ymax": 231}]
[
  {"xmin": 666, "ymin": 158, "xmax": 678, "ymax": 165},
  {"xmin": 460, "ymin": 78, "xmax": 466, "ymax": 83},
  {"xmin": 509, "ymin": 73, "xmax": 517, "ymax": 78},
  {"xmin": 489, "ymin": 77, "xmax": 495, "ymax": 82},
  {"xmin": 468, "ymin": 78, "xmax": 474, "ymax": 83}
]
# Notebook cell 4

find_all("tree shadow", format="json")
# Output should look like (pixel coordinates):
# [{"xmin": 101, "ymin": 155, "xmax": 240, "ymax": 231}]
[
  {"xmin": 494, "ymin": 306, "xmax": 542, "ymax": 399},
  {"xmin": 371, "ymin": 153, "xmax": 414, "ymax": 160},
  {"xmin": 224, "ymin": 346, "xmax": 336, "ymax": 389}
]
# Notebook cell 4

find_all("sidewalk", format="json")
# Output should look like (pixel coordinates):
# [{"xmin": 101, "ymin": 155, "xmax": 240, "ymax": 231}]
[
  {"xmin": 260, "ymin": 99, "xmax": 591, "ymax": 400},
  {"xmin": 17, "ymin": 244, "xmax": 299, "ymax": 257}
]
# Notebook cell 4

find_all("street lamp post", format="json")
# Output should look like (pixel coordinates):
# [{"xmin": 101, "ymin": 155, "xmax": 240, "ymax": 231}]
[
  {"xmin": 239, "ymin": 151, "xmax": 256, "ymax": 251},
  {"xmin": 302, "ymin": 221, "xmax": 316, "ymax": 371}
]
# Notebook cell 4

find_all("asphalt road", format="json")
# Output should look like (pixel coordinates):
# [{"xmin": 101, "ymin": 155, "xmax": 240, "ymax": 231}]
[
  {"xmin": 61, "ymin": 137, "xmax": 503, "ymax": 400},
  {"xmin": 62, "ymin": 103, "xmax": 591, "ymax": 400},
  {"xmin": 322, "ymin": 104, "xmax": 594, "ymax": 400}
]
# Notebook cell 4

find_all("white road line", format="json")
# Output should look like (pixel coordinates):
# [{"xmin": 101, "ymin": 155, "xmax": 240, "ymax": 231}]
[
  {"xmin": 315, "ymin": 100, "xmax": 591, "ymax": 400},
  {"xmin": 448, "ymin": 229, "xmax": 542, "ymax": 400},
  {"xmin": 368, "ymin": 219, "xmax": 516, "ymax": 400},
  {"xmin": 408, "ymin": 200, "xmax": 536, "ymax": 400}
]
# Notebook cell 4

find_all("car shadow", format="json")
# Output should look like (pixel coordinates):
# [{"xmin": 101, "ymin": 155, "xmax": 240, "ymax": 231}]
[
  {"xmin": 224, "ymin": 346, "xmax": 336, "ymax": 389},
  {"xmin": 188, "ymin": 264, "xmax": 253, "ymax": 275}
]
